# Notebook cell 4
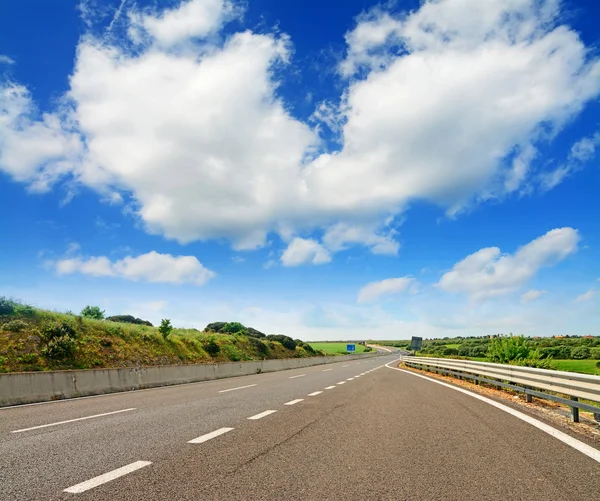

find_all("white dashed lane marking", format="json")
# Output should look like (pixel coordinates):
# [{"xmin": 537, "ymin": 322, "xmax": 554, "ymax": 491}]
[
  {"xmin": 11, "ymin": 408, "xmax": 136, "ymax": 433},
  {"xmin": 63, "ymin": 461, "xmax": 152, "ymax": 494},
  {"xmin": 322, "ymin": 369, "xmax": 333, "ymax": 372},
  {"xmin": 218, "ymin": 384, "xmax": 257, "ymax": 393},
  {"xmin": 188, "ymin": 427, "xmax": 234, "ymax": 444},
  {"xmin": 337, "ymin": 381, "xmax": 346, "ymax": 385},
  {"xmin": 284, "ymin": 399, "xmax": 304, "ymax": 406},
  {"xmin": 325, "ymin": 386, "xmax": 336, "ymax": 390},
  {"xmin": 289, "ymin": 374, "xmax": 306, "ymax": 379},
  {"xmin": 248, "ymin": 410, "xmax": 278, "ymax": 420},
  {"xmin": 308, "ymin": 391, "xmax": 323, "ymax": 396}
]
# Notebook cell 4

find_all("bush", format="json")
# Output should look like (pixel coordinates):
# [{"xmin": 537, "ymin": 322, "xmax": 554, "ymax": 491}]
[
  {"xmin": 203, "ymin": 339, "xmax": 220, "ymax": 356},
  {"xmin": 487, "ymin": 335, "xmax": 531, "ymax": 363},
  {"xmin": 363, "ymin": 346, "xmax": 373, "ymax": 353},
  {"xmin": 247, "ymin": 327, "xmax": 265, "ymax": 338},
  {"xmin": 596, "ymin": 361, "xmax": 600, "ymax": 370},
  {"xmin": 266, "ymin": 334, "xmax": 296, "ymax": 350},
  {"xmin": 0, "ymin": 297, "xmax": 16, "ymax": 316},
  {"xmin": 221, "ymin": 322, "xmax": 246, "ymax": 334},
  {"xmin": 80, "ymin": 305, "xmax": 105, "ymax": 320},
  {"xmin": 1, "ymin": 319, "xmax": 29, "ymax": 332},
  {"xmin": 571, "ymin": 346, "xmax": 591, "ymax": 360},
  {"xmin": 222, "ymin": 344, "xmax": 243, "ymax": 361},
  {"xmin": 248, "ymin": 336, "xmax": 269, "ymax": 355},
  {"xmin": 42, "ymin": 335, "xmax": 76, "ymax": 360},
  {"xmin": 41, "ymin": 321, "xmax": 78, "ymax": 343},
  {"xmin": 106, "ymin": 315, "xmax": 153, "ymax": 327},
  {"xmin": 158, "ymin": 319, "xmax": 173, "ymax": 340}
]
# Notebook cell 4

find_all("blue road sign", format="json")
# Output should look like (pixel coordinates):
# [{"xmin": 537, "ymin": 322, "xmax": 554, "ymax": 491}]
[{"xmin": 347, "ymin": 344, "xmax": 356, "ymax": 352}]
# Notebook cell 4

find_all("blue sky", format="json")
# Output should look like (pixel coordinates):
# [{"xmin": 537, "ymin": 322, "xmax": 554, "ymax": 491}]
[{"xmin": 0, "ymin": 0, "xmax": 599, "ymax": 340}]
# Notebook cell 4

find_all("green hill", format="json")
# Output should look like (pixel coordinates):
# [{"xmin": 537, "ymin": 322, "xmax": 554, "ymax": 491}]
[{"xmin": 0, "ymin": 297, "xmax": 323, "ymax": 373}]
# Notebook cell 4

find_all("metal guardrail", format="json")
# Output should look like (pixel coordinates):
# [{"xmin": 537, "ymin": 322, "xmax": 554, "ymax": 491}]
[{"xmin": 402, "ymin": 356, "xmax": 600, "ymax": 422}]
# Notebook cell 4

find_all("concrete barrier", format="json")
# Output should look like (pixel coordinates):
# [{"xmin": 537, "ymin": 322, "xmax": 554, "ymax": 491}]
[{"xmin": 0, "ymin": 352, "xmax": 381, "ymax": 407}]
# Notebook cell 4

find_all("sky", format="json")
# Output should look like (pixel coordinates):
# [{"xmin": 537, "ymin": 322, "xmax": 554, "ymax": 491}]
[{"xmin": 0, "ymin": 0, "xmax": 599, "ymax": 340}]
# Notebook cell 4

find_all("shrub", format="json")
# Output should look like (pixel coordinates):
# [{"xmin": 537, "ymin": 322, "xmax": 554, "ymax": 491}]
[
  {"xmin": 590, "ymin": 348, "xmax": 600, "ymax": 359},
  {"xmin": 0, "ymin": 297, "xmax": 16, "ymax": 316},
  {"xmin": 1, "ymin": 319, "xmax": 29, "ymax": 332},
  {"xmin": 203, "ymin": 339, "xmax": 220, "ymax": 356},
  {"xmin": 222, "ymin": 344, "xmax": 243, "ymax": 361},
  {"xmin": 42, "ymin": 335, "xmax": 76, "ymax": 360},
  {"xmin": 80, "ymin": 305, "xmax": 105, "ymax": 320},
  {"xmin": 246, "ymin": 327, "xmax": 265, "ymax": 338},
  {"xmin": 363, "ymin": 346, "xmax": 373, "ymax": 353},
  {"xmin": 300, "ymin": 342, "xmax": 316, "ymax": 354},
  {"xmin": 596, "ymin": 361, "xmax": 600, "ymax": 370},
  {"xmin": 158, "ymin": 319, "xmax": 173, "ymax": 340},
  {"xmin": 221, "ymin": 322, "xmax": 247, "ymax": 334},
  {"xmin": 487, "ymin": 335, "xmax": 531, "ymax": 363},
  {"xmin": 204, "ymin": 322, "xmax": 227, "ymax": 333},
  {"xmin": 266, "ymin": 334, "xmax": 296, "ymax": 350},
  {"xmin": 41, "ymin": 321, "xmax": 78, "ymax": 342},
  {"xmin": 106, "ymin": 315, "xmax": 153, "ymax": 327},
  {"xmin": 248, "ymin": 336, "xmax": 269, "ymax": 355},
  {"xmin": 509, "ymin": 357, "xmax": 556, "ymax": 370},
  {"xmin": 571, "ymin": 346, "xmax": 591, "ymax": 360}
]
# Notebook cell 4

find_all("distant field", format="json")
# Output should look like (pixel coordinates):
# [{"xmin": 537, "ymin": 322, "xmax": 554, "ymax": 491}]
[
  {"xmin": 465, "ymin": 357, "xmax": 599, "ymax": 375},
  {"xmin": 309, "ymin": 342, "xmax": 368, "ymax": 355},
  {"xmin": 552, "ymin": 359, "xmax": 600, "ymax": 375}
]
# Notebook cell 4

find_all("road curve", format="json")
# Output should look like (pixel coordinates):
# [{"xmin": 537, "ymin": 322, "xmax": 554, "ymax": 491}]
[{"xmin": 1, "ymin": 353, "xmax": 599, "ymax": 500}]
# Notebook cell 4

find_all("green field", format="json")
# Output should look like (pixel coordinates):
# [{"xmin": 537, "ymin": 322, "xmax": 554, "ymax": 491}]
[
  {"xmin": 466, "ymin": 357, "xmax": 600, "ymax": 375},
  {"xmin": 552, "ymin": 359, "xmax": 600, "ymax": 375},
  {"xmin": 309, "ymin": 342, "xmax": 368, "ymax": 355}
]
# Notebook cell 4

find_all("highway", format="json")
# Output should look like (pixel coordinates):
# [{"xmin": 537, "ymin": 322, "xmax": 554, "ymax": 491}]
[{"xmin": 1, "ymin": 352, "xmax": 600, "ymax": 500}]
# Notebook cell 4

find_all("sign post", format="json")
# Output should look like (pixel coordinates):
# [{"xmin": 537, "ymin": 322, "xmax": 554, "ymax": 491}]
[{"xmin": 409, "ymin": 336, "xmax": 422, "ymax": 355}]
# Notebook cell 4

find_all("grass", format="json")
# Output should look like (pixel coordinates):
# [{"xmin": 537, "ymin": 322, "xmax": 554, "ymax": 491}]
[
  {"xmin": 463, "ymin": 356, "xmax": 600, "ymax": 375},
  {"xmin": 308, "ymin": 342, "xmax": 369, "ymax": 355},
  {"xmin": 552, "ymin": 359, "xmax": 600, "ymax": 375},
  {"xmin": 0, "ymin": 298, "xmax": 322, "ymax": 372}
]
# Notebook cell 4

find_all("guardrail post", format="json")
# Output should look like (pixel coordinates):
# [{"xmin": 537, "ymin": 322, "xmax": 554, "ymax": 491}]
[
  {"xmin": 571, "ymin": 397, "xmax": 579, "ymax": 423},
  {"xmin": 525, "ymin": 387, "xmax": 532, "ymax": 403}
]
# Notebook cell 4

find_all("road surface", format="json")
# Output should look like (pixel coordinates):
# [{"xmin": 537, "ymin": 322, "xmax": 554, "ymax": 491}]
[{"xmin": 2, "ymin": 353, "xmax": 599, "ymax": 500}]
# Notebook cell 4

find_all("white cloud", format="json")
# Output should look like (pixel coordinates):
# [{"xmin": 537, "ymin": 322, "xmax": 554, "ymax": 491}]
[
  {"xmin": 1, "ymin": 0, "xmax": 600, "ymax": 256},
  {"xmin": 0, "ymin": 55, "xmax": 14, "ymax": 65},
  {"xmin": 56, "ymin": 251, "xmax": 215, "ymax": 285},
  {"xmin": 132, "ymin": 0, "xmax": 237, "ymax": 47},
  {"xmin": 575, "ymin": 289, "xmax": 596, "ymax": 303},
  {"xmin": 358, "ymin": 277, "xmax": 414, "ymax": 303},
  {"xmin": 521, "ymin": 289, "xmax": 546, "ymax": 303},
  {"xmin": 281, "ymin": 238, "xmax": 331, "ymax": 267},
  {"xmin": 437, "ymin": 228, "xmax": 579, "ymax": 300},
  {"xmin": 322, "ymin": 222, "xmax": 399, "ymax": 255},
  {"xmin": 540, "ymin": 131, "xmax": 600, "ymax": 190}
]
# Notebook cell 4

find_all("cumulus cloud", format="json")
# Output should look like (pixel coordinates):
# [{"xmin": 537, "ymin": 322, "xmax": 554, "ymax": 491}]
[
  {"xmin": 0, "ymin": 55, "xmax": 14, "ymax": 65},
  {"xmin": 358, "ymin": 277, "xmax": 414, "ymax": 303},
  {"xmin": 1, "ymin": 0, "xmax": 600, "ymax": 257},
  {"xmin": 575, "ymin": 289, "xmax": 596, "ymax": 303},
  {"xmin": 56, "ymin": 251, "xmax": 215, "ymax": 285},
  {"xmin": 437, "ymin": 228, "xmax": 579, "ymax": 300},
  {"xmin": 521, "ymin": 289, "xmax": 546, "ymax": 303},
  {"xmin": 281, "ymin": 238, "xmax": 331, "ymax": 267}
]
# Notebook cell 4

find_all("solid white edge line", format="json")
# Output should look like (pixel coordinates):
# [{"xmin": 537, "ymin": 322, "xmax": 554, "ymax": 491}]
[
  {"xmin": 63, "ymin": 461, "xmax": 152, "ymax": 493},
  {"xmin": 218, "ymin": 384, "xmax": 257, "ymax": 393},
  {"xmin": 385, "ymin": 360, "xmax": 600, "ymax": 464},
  {"xmin": 322, "ymin": 369, "xmax": 333, "ymax": 372},
  {"xmin": 289, "ymin": 374, "xmax": 306, "ymax": 379},
  {"xmin": 11, "ymin": 408, "xmax": 136, "ymax": 433},
  {"xmin": 248, "ymin": 410, "xmax": 277, "ymax": 420},
  {"xmin": 325, "ymin": 386, "xmax": 336, "ymax": 390},
  {"xmin": 284, "ymin": 399, "xmax": 304, "ymax": 406},
  {"xmin": 308, "ymin": 391, "xmax": 323, "ymax": 396},
  {"xmin": 188, "ymin": 427, "xmax": 234, "ymax": 444}
]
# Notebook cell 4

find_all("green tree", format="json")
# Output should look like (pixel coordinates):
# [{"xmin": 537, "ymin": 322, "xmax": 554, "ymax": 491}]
[
  {"xmin": 80, "ymin": 305, "xmax": 105, "ymax": 320},
  {"xmin": 487, "ymin": 335, "xmax": 530, "ymax": 363},
  {"xmin": 158, "ymin": 319, "xmax": 173, "ymax": 340},
  {"xmin": 571, "ymin": 346, "xmax": 591, "ymax": 360}
]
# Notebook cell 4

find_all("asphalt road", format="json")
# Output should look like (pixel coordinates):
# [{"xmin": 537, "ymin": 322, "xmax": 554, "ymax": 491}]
[{"xmin": 2, "ymin": 352, "xmax": 600, "ymax": 501}]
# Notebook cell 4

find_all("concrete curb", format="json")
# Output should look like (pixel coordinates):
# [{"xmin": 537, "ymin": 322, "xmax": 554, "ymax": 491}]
[{"xmin": 0, "ymin": 353, "xmax": 382, "ymax": 407}]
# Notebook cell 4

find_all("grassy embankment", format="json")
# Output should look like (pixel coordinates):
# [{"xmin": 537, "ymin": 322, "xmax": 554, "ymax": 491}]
[
  {"xmin": 308, "ymin": 342, "xmax": 370, "ymax": 355},
  {"xmin": 0, "ymin": 298, "xmax": 322, "ymax": 373}
]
